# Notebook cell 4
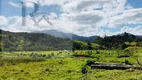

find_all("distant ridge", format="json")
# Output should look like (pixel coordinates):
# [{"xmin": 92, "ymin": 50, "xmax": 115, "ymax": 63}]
[
  {"xmin": 37, "ymin": 30, "xmax": 97, "ymax": 42},
  {"xmin": 117, "ymin": 32, "xmax": 142, "ymax": 39},
  {"xmin": 0, "ymin": 29, "xmax": 142, "ymax": 51},
  {"xmin": 136, "ymin": 35, "xmax": 142, "ymax": 38}
]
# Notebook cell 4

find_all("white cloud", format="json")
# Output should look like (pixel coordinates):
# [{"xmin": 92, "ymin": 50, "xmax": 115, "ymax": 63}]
[
  {"xmin": 9, "ymin": 0, "xmax": 69, "ymax": 8},
  {"xmin": 62, "ymin": 0, "xmax": 113, "ymax": 13},
  {"xmin": 39, "ymin": 0, "xmax": 69, "ymax": 6},
  {"xmin": 0, "ymin": 14, "xmax": 74, "ymax": 33},
  {"xmin": 108, "ymin": 8, "xmax": 142, "ymax": 28},
  {"xmin": 121, "ymin": 26, "xmax": 142, "ymax": 35},
  {"xmin": 8, "ymin": 1, "xmax": 21, "ymax": 8},
  {"xmin": 63, "ymin": 11, "xmax": 104, "ymax": 25},
  {"xmin": 9, "ymin": 0, "xmax": 38, "ymax": 8},
  {"xmin": 4, "ymin": 0, "xmax": 142, "ymax": 36},
  {"xmin": 0, "ymin": 16, "xmax": 8, "ymax": 26}
]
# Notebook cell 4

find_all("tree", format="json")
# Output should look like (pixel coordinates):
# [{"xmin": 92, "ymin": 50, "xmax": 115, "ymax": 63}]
[
  {"xmin": 88, "ymin": 42, "xmax": 92, "ymax": 50},
  {"xmin": 17, "ymin": 40, "xmax": 24, "ymax": 51}
]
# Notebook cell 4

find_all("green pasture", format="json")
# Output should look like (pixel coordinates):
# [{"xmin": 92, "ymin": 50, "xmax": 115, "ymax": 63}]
[{"xmin": 0, "ymin": 49, "xmax": 142, "ymax": 80}]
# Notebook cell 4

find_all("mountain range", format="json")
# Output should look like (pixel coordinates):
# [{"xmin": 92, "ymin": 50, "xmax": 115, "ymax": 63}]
[
  {"xmin": 37, "ymin": 30, "xmax": 97, "ymax": 42},
  {"xmin": 0, "ymin": 29, "xmax": 142, "ymax": 51},
  {"xmin": 36, "ymin": 30, "xmax": 142, "ymax": 42}
]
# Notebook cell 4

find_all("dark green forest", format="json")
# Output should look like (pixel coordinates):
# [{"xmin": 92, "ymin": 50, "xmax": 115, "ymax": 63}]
[
  {"xmin": 94, "ymin": 32, "xmax": 142, "ymax": 49},
  {"xmin": 0, "ymin": 30, "xmax": 72, "ymax": 51},
  {"xmin": 0, "ymin": 29, "xmax": 142, "ymax": 51}
]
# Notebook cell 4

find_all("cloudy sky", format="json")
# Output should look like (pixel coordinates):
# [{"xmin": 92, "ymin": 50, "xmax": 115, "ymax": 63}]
[{"xmin": 0, "ymin": 0, "xmax": 142, "ymax": 36}]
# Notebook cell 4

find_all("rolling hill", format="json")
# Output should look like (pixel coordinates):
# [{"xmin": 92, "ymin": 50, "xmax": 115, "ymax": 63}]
[
  {"xmin": 37, "ymin": 30, "xmax": 97, "ymax": 42},
  {"xmin": 0, "ymin": 29, "xmax": 142, "ymax": 51},
  {"xmin": 0, "ymin": 29, "xmax": 73, "ymax": 51}
]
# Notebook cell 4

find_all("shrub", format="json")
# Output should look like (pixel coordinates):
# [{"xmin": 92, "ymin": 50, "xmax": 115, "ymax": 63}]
[
  {"xmin": 21, "ymin": 70, "xmax": 24, "ymax": 72},
  {"xmin": 58, "ymin": 60, "xmax": 63, "ymax": 64},
  {"xmin": 124, "ymin": 48, "xmax": 133, "ymax": 56},
  {"xmin": 67, "ymin": 70, "xmax": 72, "ymax": 73},
  {"xmin": 81, "ymin": 65, "xmax": 89, "ymax": 74},
  {"xmin": 124, "ymin": 59, "xmax": 132, "ymax": 65},
  {"xmin": 0, "ymin": 61, "xmax": 4, "ymax": 66},
  {"xmin": 42, "ymin": 54, "xmax": 46, "ymax": 57},
  {"xmin": 86, "ymin": 60, "xmax": 95, "ymax": 66},
  {"xmin": 51, "ymin": 53, "xmax": 54, "ymax": 56},
  {"xmin": 0, "ymin": 77, "xmax": 3, "ymax": 80},
  {"xmin": 45, "ymin": 68, "xmax": 50, "ymax": 72},
  {"xmin": 47, "ymin": 54, "xmax": 51, "ymax": 59},
  {"xmin": 118, "ymin": 49, "xmax": 133, "ymax": 58},
  {"xmin": 81, "ymin": 65, "xmax": 87, "ymax": 74}
]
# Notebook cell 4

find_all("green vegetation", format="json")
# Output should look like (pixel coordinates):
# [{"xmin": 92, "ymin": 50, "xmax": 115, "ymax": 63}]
[
  {"xmin": 1, "ymin": 30, "xmax": 142, "ymax": 51},
  {"xmin": 1, "ymin": 30, "xmax": 72, "ymax": 51},
  {"xmin": 1, "ymin": 30, "xmax": 142, "ymax": 80},
  {"xmin": 0, "ymin": 49, "xmax": 142, "ymax": 80},
  {"xmin": 94, "ymin": 32, "xmax": 142, "ymax": 49}
]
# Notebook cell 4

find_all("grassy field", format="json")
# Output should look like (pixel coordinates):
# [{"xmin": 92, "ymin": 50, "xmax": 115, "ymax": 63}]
[{"xmin": 0, "ymin": 49, "xmax": 142, "ymax": 80}]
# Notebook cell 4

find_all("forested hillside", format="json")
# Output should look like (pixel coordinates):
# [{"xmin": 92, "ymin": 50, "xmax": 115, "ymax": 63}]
[
  {"xmin": 0, "ymin": 30, "xmax": 142, "ymax": 51},
  {"xmin": 0, "ymin": 30, "xmax": 73, "ymax": 51},
  {"xmin": 94, "ymin": 32, "xmax": 142, "ymax": 49}
]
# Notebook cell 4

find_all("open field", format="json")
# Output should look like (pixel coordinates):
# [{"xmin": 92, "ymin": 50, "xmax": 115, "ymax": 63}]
[{"xmin": 0, "ymin": 49, "xmax": 142, "ymax": 80}]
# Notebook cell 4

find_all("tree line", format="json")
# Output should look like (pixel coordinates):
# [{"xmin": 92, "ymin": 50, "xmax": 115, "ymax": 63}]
[{"xmin": 0, "ymin": 30, "xmax": 142, "ymax": 51}]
